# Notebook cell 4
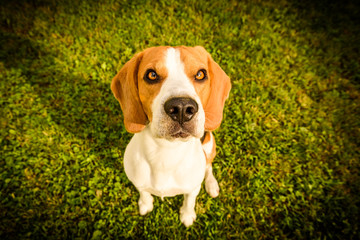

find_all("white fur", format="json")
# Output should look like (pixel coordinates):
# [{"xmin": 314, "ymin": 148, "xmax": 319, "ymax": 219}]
[
  {"xmin": 202, "ymin": 131, "xmax": 214, "ymax": 156},
  {"xmin": 124, "ymin": 127, "xmax": 206, "ymax": 198},
  {"xmin": 205, "ymin": 164, "xmax": 220, "ymax": 198},
  {"xmin": 124, "ymin": 127, "xmax": 206, "ymax": 227},
  {"xmin": 202, "ymin": 132, "xmax": 220, "ymax": 198},
  {"xmin": 124, "ymin": 48, "xmax": 208, "ymax": 227}
]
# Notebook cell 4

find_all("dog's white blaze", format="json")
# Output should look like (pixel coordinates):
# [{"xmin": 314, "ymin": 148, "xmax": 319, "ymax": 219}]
[
  {"xmin": 150, "ymin": 48, "xmax": 205, "ymax": 139},
  {"xmin": 163, "ymin": 48, "xmax": 197, "ymax": 97}
]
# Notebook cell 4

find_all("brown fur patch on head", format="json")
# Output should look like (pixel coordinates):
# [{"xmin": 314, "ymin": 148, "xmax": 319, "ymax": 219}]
[
  {"xmin": 178, "ymin": 46, "xmax": 231, "ymax": 131},
  {"xmin": 137, "ymin": 47, "xmax": 169, "ymax": 122},
  {"xmin": 111, "ymin": 47, "xmax": 169, "ymax": 133},
  {"xmin": 177, "ymin": 46, "xmax": 212, "ymax": 110}
]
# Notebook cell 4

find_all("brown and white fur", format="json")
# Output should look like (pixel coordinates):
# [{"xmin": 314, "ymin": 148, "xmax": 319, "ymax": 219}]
[{"xmin": 111, "ymin": 46, "xmax": 231, "ymax": 227}]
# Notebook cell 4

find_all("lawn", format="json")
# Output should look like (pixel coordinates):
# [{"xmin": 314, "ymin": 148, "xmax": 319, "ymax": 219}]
[{"xmin": 1, "ymin": 0, "xmax": 359, "ymax": 239}]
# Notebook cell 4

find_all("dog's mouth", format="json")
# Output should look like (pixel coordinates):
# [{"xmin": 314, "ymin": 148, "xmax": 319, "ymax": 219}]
[
  {"xmin": 167, "ymin": 123, "xmax": 194, "ymax": 140},
  {"xmin": 171, "ymin": 130, "xmax": 191, "ymax": 139},
  {"xmin": 153, "ymin": 114, "xmax": 203, "ymax": 141}
]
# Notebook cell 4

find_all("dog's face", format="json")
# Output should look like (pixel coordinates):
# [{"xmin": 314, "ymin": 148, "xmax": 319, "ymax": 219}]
[{"xmin": 111, "ymin": 46, "xmax": 231, "ymax": 140}]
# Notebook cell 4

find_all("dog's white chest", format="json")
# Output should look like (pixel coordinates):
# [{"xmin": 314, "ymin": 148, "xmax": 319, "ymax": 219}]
[{"xmin": 123, "ymin": 127, "xmax": 206, "ymax": 198}]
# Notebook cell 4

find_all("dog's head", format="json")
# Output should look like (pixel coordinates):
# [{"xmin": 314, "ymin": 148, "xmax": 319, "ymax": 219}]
[{"xmin": 111, "ymin": 46, "xmax": 231, "ymax": 141}]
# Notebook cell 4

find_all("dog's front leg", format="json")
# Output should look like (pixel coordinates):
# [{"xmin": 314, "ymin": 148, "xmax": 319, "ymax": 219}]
[
  {"xmin": 138, "ymin": 190, "xmax": 154, "ymax": 215},
  {"xmin": 180, "ymin": 186, "xmax": 201, "ymax": 227},
  {"xmin": 205, "ymin": 164, "xmax": 220, "ymax": 198}
]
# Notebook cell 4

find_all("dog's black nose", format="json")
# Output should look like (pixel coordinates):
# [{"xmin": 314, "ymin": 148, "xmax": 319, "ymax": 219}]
[{"xmin": 164, "ymin": 97, "xmax": 198, "ymax": 125}]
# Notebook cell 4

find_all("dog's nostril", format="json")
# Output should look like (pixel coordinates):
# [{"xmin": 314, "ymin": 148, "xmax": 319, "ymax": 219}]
[
  {"xmin": 168, "ymin": 107, "xmax": 180, "ymax": 120},
  {"xmin": 170, "ymin": 107, "xmax": 179, "ymax": 114},
  {"xmin": 164, "ymin": 97, "xmax": 198, "ymax": 125},
  {"xmin": 186, "ymin": 106, "xmax": 195, "ymax": 115}
]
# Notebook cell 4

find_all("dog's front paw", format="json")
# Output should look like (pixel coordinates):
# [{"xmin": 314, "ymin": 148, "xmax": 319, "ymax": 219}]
[
  {"xmin": 139, "ymin": 201, "xmax": 153, "ymax": 215},
  {"xmin": 205, "ymin": 175, "xmax": 220, "ymax": 198},
  {"xmin": 180, "ymin": 207, "xmax": 196, "ymax": 227},
  {"xmin": 138, "ymin": 193, "xmax": 153, "ymax": 215}
]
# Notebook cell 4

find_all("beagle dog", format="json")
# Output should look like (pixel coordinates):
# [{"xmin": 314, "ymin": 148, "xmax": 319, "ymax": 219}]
[{"xmin": 111, "ymin": 46, "xmax": 231, "ymax": 227}]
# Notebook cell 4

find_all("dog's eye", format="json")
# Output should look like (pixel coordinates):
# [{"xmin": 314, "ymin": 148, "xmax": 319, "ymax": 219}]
[
  {"xmin": 195, "ymin": 69, "xmax": 207, "ymax": 81},
  {"xmin": 144, "ymin": 69, "xmax": 159, "ymax": 83},
  {"xmin": 148, "ymin": 71, "xmax": 157, "ymax": 80}
]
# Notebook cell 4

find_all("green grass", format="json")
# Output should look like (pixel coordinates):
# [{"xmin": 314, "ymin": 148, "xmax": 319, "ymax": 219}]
[{"xmin": 1, "ymin": 0, "xmax": 359, "ymax": 239}]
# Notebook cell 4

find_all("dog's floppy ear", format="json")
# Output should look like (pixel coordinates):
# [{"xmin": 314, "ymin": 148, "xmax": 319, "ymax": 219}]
[
  {"xmin": 195, "ymin": 46, "xmax": 231, "ymax": 131},
  {"xmin": 111, "ymin": 52, "xmax": 147, "ymax": 133}
]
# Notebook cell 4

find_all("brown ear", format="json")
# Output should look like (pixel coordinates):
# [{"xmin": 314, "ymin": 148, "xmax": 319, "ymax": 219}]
[
  {"xmin": 111, "ymin": 52, "xmax": 147, "ymax": 133},
  {"xmin": 195, "ymin": 46, "xmax": 231, "ymax": 131}
]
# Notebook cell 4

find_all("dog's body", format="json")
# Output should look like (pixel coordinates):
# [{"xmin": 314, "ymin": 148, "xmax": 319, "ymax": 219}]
[{"xmin": 111, "ymin": 46, "xmax": 231, "ymax": 226}]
